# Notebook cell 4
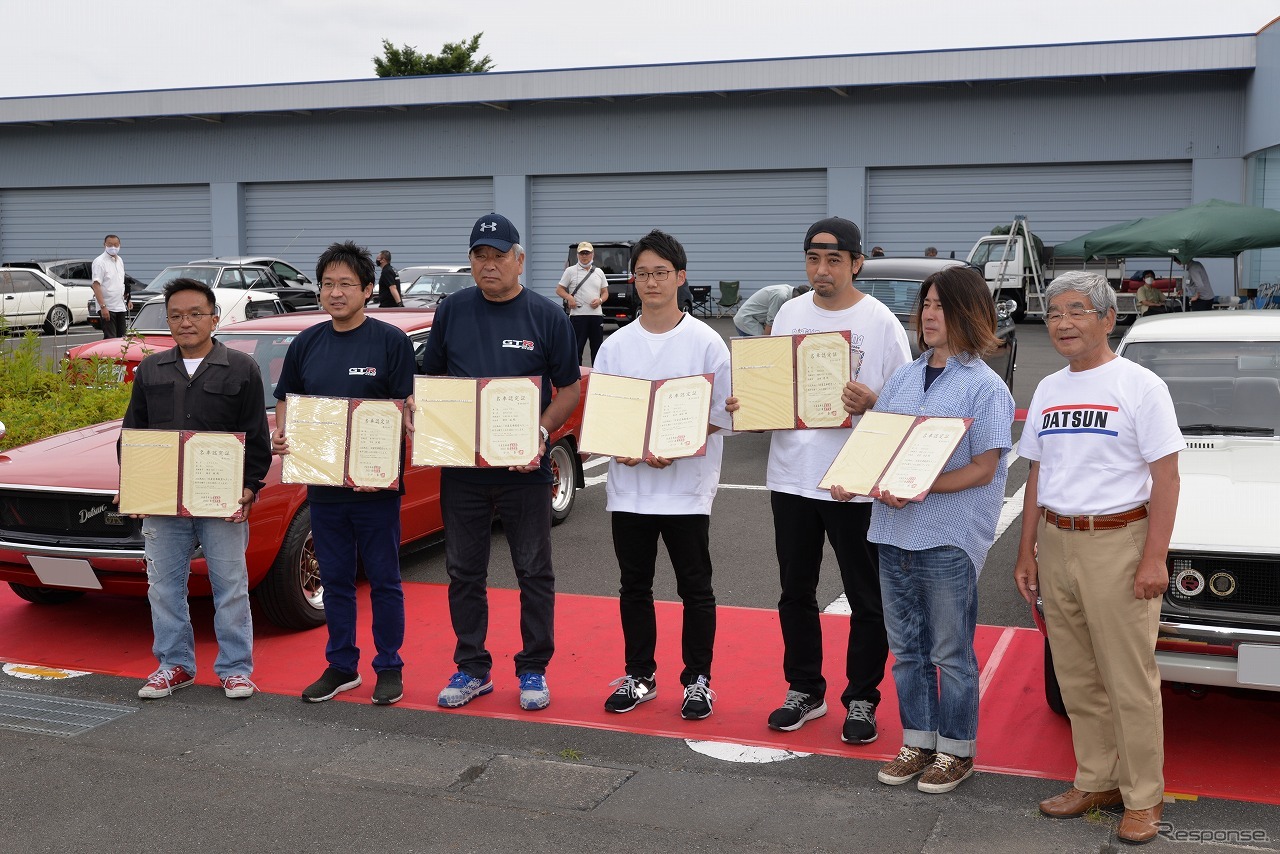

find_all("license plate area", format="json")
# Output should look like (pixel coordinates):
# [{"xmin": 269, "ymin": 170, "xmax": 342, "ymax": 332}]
[{"xmin": 26, "ymin": 556, "xmax": 103, "ymax": 590}]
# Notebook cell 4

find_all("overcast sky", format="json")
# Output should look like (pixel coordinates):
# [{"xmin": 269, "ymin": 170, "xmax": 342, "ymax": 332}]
[{"xmin": 4, "ymin": 0, "xmax": 1278, "ymax": 99}]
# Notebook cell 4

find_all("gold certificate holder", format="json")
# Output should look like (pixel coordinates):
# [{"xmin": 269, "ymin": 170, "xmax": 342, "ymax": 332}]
[
  {"xmin": 411, "ymin": 376, "xmax": 478, "ymax": 468},
  {"xmin": 478, "ymin": 377, "xmax": 540, "ymax": 467},
  {"xmin": 281, "ymin": 395, "xmax": 348, "ymax": 486},
  {"xmin": 348, "ymin": 399, "xmax": 403, "ymax": 489},
  {"xmin": 795, "ymin": 332, "xmax": 851, "ymax": 429},
  {"xmin": 579, "ymin": 372, "xmax": 650, "ymax": 459},
  {"xmin": 877, "ymin": 417, "xmax": 969, "ymax": 501},
  {"xmin": 119, "ymin": 429, "xmax": 180, "ymax": 516},
  {"xmin": 731, "ymin": 335, "xmax": 795, "ymax": 432},
  {"xmin": 818, "ymin": 410, "xmax": 916, "ymax": 494},
  {"xmin": 181, "ymin": 432, "xmax": 245, "ymax": 518},
  {"xmin": 647, "ymin": 374, "xmax": 712, "ymax": 460}
]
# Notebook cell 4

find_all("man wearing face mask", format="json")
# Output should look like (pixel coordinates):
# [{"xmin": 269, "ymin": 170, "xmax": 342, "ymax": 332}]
[
  {"xmin": 92, "ymin": 234, "xmax": 129, "ymax": 339},
  {"xmin": 1135, "ymin": 271, "xmax": 1167, "ymax": 316}
]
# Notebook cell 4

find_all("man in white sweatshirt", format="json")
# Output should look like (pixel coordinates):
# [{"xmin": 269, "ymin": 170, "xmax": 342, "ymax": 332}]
[{"xmin": 593, "ymin": 229, "xmax": 732, "ymax": 721}]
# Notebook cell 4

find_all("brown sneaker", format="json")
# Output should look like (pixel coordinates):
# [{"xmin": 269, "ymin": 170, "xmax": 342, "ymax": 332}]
[
  {"xmin": 1038, "ymin": 786, "xmax": 1124, "ymax": 819},
  {"xmin": 1117, "ymin": 803, "xmax": 1163, "ymax": 845},
  {"xmin": 917, "ymin": 752, "xmax": 974, "ymax": 793},
  {"xmin": 877, "ymin": 746, "xmax": 935, "ymax": 785}
]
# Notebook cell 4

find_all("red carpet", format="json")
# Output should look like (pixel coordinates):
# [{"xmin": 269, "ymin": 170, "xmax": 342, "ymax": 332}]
[{"xmin": 1, "ymin": 581, "xmax": 1276, "ymax": 805}]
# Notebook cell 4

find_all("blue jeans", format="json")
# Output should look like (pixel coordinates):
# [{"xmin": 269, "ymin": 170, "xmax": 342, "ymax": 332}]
[
  {"xmin": 878, "ymin": 543, "xmax": 979, "ymax": 758},
  {"xmin": 142, "ymin": 515, "xmax": 252, "ymax": 678},
  {"xmin": 441, "ymin": 476, "xmax": 555, "ymax": 677},
  {"xmin": 310, "ymin": 495, "xmax": 405, "ymax": 673}
]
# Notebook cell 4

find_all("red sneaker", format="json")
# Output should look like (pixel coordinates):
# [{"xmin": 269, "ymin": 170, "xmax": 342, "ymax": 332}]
[
  {"xmin": 221, "ymin": 674, "xmax": 257, "ymax": 699},
  {"xmin": 138, "ymin": 665, "xmax": 195, "ymax": 699}
]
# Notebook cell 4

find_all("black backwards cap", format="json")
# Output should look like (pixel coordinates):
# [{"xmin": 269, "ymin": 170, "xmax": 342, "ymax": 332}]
[{"xmin": 803, "ymin": 217, "xmax": 863, "ymax": 256}]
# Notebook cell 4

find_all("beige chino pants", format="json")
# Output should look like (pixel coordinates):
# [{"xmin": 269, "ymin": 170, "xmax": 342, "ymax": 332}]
[{"xmin": 1037, "ymin": 515, "xmax": 1165, "ymax": 810}]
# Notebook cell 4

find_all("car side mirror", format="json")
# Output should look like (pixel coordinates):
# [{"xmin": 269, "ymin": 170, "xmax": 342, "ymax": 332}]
[{"xmin": 996, "ymin": 299, "xmax": 1018, "ymax": 320}]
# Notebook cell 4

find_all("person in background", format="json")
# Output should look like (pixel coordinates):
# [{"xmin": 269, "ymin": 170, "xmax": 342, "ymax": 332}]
[
  {"xmin": 376, "ymin": 250, "xmax": 402, "ymax": 308},
  {"xmin": 733, "ymin": 284, "xmax": 811, "ymax": 337},
  {"xmin": 870, "ymin": 247, "xmax": 886, "ymax": 258},
  {"xmin": 1014, "ymin": 271, "xmax": 1182, "ymax": 846},
  {"xmin": 1135, "ymin": 270, "xmax": 1166, "ymax": 316},
  {"xmin": 124, "ymin": 278, "xmax": 271, "ymax": 701},
  {"xmin": 556, "ymin": 242, "xmax": 610, "ymax": 365},
  {"xmin": 831, "ymin": 265, "xmax": 1013, "ymax": 794},
  {"xmin": 1183, "ymin": 258, "xmax": 1215, "ymax": 311},
  {"xmin": 924, "ymin": 247, "xmax": 938, "ymax": 258},
  {"xmin": 92, "ymin": 234, "xmax": 128, "ymax": 339}
]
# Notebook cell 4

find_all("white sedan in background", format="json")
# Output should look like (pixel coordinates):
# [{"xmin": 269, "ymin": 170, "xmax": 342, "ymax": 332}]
[{"xmin": 0, "ymin": 266, "xmax": 89, "ymax": 333}]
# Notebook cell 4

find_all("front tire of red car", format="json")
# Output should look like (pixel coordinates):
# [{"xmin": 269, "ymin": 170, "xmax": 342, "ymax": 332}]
[
  {"xmin": 254, "ymin": 505, "xmax": 326, "ymax": 630},
  {"xmin": 549, "ymin": 439, "xmax": 577, "ymax": 526},
  {"xmin": 8, "ymin": 582, "xmax": 84, "ymax": 605},
  {"xmin": 1043, "ymin": 637, "xmax": 1067, "ymax": 717}
]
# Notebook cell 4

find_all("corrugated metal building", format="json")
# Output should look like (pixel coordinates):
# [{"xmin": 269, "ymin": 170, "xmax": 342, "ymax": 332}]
[{"xmin": 2, "ymin": 25, "xmax": 1279, "ymax": 294}]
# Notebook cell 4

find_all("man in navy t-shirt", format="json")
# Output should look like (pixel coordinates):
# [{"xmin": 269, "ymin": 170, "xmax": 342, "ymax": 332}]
[
  {"xmin": 418, "ymin": 212, "xmax": 580, "ymax": 712},
  {"xmin": 272, "ymin": 240, "xmax": 416, "ymax": 707}
]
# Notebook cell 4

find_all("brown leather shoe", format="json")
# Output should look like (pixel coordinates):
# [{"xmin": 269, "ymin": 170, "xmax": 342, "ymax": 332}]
[
  {"xmin": 1117, "ymin": 802, "xmax": 1164, "ymax": 845},
  {"xmin": 1038, "ymin": 786, "xmax": 1124, "ymax": 818}
]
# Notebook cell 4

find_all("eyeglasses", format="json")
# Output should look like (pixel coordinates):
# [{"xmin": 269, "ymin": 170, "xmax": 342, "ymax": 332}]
[
  {"xmin": 633, "ymin": 269, "xmax": 676, "ymax": 283},
  {"xmin": 1044, "ymin": 308, "xmax": 1104, "ymax": 323},
  {"xmin": 320, "ymin": 282, "xmax": 366, "ymax": 291},
  {"xmin": 167, "ymin": 312, "xmax": 214, "ymax": 323}
]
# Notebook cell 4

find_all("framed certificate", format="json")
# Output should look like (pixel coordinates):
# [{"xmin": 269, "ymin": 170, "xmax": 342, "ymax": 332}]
[
  {"xmin": 281, "ymin": 394, "xmax": 404, "ymax": 489},
  {"xmin": 411, "ymin": 376, "xmax": 541, "ymax": 468},
  {"xmin": 818, "ymin": 410, "xmax": 972, "ymax": 502},
  {"xmin": 119, "ymin": 429, "xmax": 246, "ymax": 518},
  {"xmin": 730, "ymin": 331, "xmax": 851, "ymax": 431},
  {"xmin": 579, "ymin": 372, "xmax": 713, "ymax": 461}
]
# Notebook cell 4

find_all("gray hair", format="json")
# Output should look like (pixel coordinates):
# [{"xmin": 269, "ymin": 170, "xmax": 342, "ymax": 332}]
[
  {"xmin": 511, "ymin": 242, "xmax": 525, "ymax": 260},
  {"xmin": 1046, "ymin": 270, "xmax": 1116, "ymax": 315}
]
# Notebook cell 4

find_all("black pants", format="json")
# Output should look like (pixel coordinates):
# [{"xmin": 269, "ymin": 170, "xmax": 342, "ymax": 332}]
[
  {"xmin": 771, "ymin": 491, "xmax": 887, "ymax": 708},
  {"xmin": 570, "ymin": 315, "xmax": 605, "ymax": 365},
  {"xmin": 1191, "ymin": 298, "xmax": 1215, "ymax": 312},
  {"xmin": 612, "ymin": 512, "xmax": 716, "ymax": 685},
  {"xmin": 440, "ymin": 477, "xmax": 555, "ymax": 677},
  {"xmin": 102, "ymin": 311, "xmax": 128, "ymax": 339}
]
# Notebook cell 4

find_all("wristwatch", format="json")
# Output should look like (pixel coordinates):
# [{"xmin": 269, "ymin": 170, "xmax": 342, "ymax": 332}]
[{"xmin": 539, "ymin": 425, "xmax": 550, "ymax": 445}]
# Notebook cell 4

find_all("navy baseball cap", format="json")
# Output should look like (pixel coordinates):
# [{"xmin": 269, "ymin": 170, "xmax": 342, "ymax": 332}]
[
  {"xmin": 469, "ymin": 213, "xmax": 520, "ymax": 252},
  {"xmin": 804, "ymin": 217, "xmax": 863, "ymax": 256}
]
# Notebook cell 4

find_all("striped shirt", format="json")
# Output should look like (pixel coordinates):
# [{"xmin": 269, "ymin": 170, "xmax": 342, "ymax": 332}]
[{"xmin": 867, "ymin": 351, "xmax": 1015, "ymax": 576}]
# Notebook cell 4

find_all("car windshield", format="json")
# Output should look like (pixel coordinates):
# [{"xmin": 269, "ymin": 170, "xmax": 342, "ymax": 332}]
[
  {"xmin": 1122, "ymin": 341, "xmax": 1280, "ymax": 435},
  {"xmin": 150, "ymin": 266, "xmax": 219, "ymax": 288},
  {"xmin": 404, "ymin": 274, "xmax": 472, "ymax": 296},
  {"xmin": 858, "ymin": 279, "xmax": 920, "ymax": 318},
  {"xmin": 130, "ymin": 301, "xmax": 171, "ymax": 332}
]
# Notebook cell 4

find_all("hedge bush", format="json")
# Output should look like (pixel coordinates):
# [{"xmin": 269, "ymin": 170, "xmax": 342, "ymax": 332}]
[{"xmin": 0, "ymin": 331, "xmax": 132, "ymax": 452}]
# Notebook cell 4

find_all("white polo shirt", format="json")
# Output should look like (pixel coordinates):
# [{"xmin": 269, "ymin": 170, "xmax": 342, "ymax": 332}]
[{"xmin": 92, "ymin": 250, "xmax": 128, "ymax": 312}]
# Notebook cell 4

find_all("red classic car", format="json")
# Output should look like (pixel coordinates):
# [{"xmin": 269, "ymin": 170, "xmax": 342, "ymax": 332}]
[{"xmin": 0, "ymin": 309, "xmax": 587, "ymax": 630}]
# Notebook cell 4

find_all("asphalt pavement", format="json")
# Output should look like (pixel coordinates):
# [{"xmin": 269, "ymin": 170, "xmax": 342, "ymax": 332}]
[{"xmin": 2, "ymin": 317, "xmax": 1278, "ymax": 853}]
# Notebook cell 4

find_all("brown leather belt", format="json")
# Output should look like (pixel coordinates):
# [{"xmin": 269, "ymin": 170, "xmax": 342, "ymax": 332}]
[{"xmin": 1041, "ymin": 505, "xmax": 1148, "ymax": 531}]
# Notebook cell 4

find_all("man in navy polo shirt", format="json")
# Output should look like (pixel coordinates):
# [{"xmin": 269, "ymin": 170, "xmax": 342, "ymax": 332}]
[
  {"xmin": 419, "ymin": 213, "xmax": 580, "ymax": 712},
  {"xmin": 272, "ymin": 241, "xmax": 416, "ymax": 707}
]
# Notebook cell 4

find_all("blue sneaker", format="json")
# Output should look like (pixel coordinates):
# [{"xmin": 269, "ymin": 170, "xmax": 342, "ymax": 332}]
[
  {"xmin": 518, "ymin": 673, "xmax": 550, "ymax": 711},
  {"xmin": 437, "ymin": 671, "xmax": 493, "ymax": 708}
]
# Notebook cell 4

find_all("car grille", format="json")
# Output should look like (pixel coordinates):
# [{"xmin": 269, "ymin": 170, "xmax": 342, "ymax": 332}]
[
  {"xmin": 1166, "ymin": 552, "xmax": 1280, "ymax": 619},
  {"xmin": 0, "ymin": 490, "xmax": 141, "ymax": 546}
]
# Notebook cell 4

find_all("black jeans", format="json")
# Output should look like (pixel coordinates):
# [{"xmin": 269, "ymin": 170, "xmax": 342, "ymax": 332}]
[
  {"xmin": 570, "ymin": 315, "xmax": 605, "ymax": 365},
  {"xmin": 612, "ymin": 512, "xmax": 716, "ymax": 685},
  {"xmin": 441, "ymin": 476, "xmax": 555, "ymax": 677},
  {"xmin": 102, "ymin": 311, "xmax": 128, "ymax": 339},
  {"xmin": 771, "ymin": 491, "xmax": 887, "ymax": 708}
]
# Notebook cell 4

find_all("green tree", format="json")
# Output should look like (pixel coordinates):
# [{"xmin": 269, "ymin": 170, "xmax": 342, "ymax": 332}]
[{"xmin": 373, "ymin": 33, "xmax": 494, "ymax": 77}]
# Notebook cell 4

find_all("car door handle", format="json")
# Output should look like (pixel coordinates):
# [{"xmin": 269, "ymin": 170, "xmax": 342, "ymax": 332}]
[{"xmin": 4, "ymin": 295, "xmax": 14, "ymax": 300}]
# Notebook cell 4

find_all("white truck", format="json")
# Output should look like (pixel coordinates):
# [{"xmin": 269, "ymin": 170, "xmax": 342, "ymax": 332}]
[{"xmin": 965, "ymin": 216, "xmax": 1139, "ymax": 323}]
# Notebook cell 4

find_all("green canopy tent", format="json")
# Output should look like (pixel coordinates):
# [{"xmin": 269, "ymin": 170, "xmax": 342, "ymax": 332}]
[
  {"xmin": 1050, "ymin": 218, "xmax": 1147, "ymax": 260},
  {"xmin": 1081, "ymin": 199, "xmax": 1280, "ymax": 263}
]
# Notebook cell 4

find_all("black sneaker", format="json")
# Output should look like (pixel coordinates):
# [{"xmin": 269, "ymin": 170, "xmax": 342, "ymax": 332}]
[
  {"xmin": 604, "ymin": 674, "xmax": 657, "ymax": 713},
  {"xmin": 371, "ymin": 669, "xmax": 403, "ymax": 706},
  {"xmin": 767, "ymin": 690, "xmax": 827, "ymax": 731},
  {"xmin": 841, "ymin": 699, "xmax": 878, "ymax": 744},
  {"xmin": 301, "ymin": 667, "xmax": 361, "ymax": 703},
  {"xmin": 681, "ymin": 675, "xmax": 716, "ymax": 720}
]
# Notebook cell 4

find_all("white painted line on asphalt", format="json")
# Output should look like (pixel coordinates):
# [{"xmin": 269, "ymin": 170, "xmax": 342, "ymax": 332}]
[
  {"xmin": 823, "ymin": 594, "xmax": 851, "ymax": 616},
  {"xmin": 582, "ymin": 455, "xmax": 609, "ymax": 471},
  {"xmin": 684, "ymin": 740, "xmax": 812, "ymax": 764},
  {"xmin": 978, "ymin": 627, "xmax": 1017, "ymax": 701}
]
